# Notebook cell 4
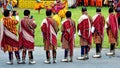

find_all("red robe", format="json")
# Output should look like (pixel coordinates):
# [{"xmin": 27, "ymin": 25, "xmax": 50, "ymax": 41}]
[
  {"xmin": 77, "ymin": 14, "xmax": 92, "ymax": 45},
  {"xmin": 19, "ymin": 17, "xmax": 36, "ymax": 50},
  {"xmin": 107, "ymin": 13, "xmax": 118, "ymax": 40},
  {"xmin": 41, "ymin": 18, "xmax": 57, "ymax": 49},
  {"xmin": 61, "ymin": 19, "xmax": 75, "ymax": 51},
  {"xmin": 92, "ymin": 14, "xmax": 105, "ymax": 44},
  {"xmin": 90, "ymin": 0, "xmax": 94, "ymax": 6}
]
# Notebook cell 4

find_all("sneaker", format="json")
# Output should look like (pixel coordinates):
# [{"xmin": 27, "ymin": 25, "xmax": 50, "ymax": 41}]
[
  {"xmin": 44, "ymin": 60, "xmax": 51, "ymax": 64},
  {"xmin": 77, "ymin": 56, "xmax": 86, "ymax": 60},
  {"xmin": 61, "ymin": 59, "xmax": 68, "ymax": 62},
  {"xmin": 19, "ymin": 61, "xmax": 26, "ymax": 64},
  {"xmin": 6, "ymin": 61, "xmax": 13, "ymax": 65},
  {"xmin": 106, "ymin": 52, "xmax": 115, "ymax": 56},
  {"xmin": 29, "ymin": 60, "xmax": 36, "ymax": 64},
  {"xmin": 17, "ymin": 61, "xmax": 23, "ymax": 64},
  {"xmin": 93, "ymin": 54, "xmax": 101, "ymax": 58},
  {"xmin": 85, "ymin": 56, "xmax": 89, "ymax": 59}
]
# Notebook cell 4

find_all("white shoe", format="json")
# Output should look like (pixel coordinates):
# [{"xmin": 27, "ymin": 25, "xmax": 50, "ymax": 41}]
[
  {"xmin": 93, "ymin": 54, "xmax": 101, "ymax": 58},
  {"xmin": 106, "ymin": 52, "xmax": 114, "ymax": 56},
  {"xmin": 6, "ymin": 61, "xmax": 13, "ymax": 65},
  {"xmin": 29, "ymin": 60, "xmax": 36, "ymax": 64},
  {"xmin": 17, "ymin": 61, "xmax": 24, "ymax": 64},
  {"xmin": 77, "ymin": 56, "xmax": 86, "ymax": 60},
  {"xmin": 44, "ymin": 60, "xmax": 51, "ymax": 64},
  {"xmin": 61, "ymin": 59, "xmax": 68, "ymax": 62}
]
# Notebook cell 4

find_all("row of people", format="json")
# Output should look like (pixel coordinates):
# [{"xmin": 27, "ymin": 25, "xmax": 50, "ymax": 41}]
[
  {"xmin": 41, "ymin": 7, "xmax": 118, "ymax": 63},
  {"xmin": 0, "ymin": 7, "xmax": 118, "ymax": 65}
]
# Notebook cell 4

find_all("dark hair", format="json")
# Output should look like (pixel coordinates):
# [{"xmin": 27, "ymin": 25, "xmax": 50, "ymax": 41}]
[
  {"xmin": 82, "ymin": 7, "xmax": 87, "ymax": 12},
  {"xmin": 4, "ymin": 10, "xmax": 10, "ymax": 17},
  {"xmin": 96, "ymin": 7, "xmax": 101, "ymax": 12},
  {"xmin": 66, "ymin": 11, "xmax": 71, "ymax": 18},
  {"xmin": 109, "ymin": 7, "xmax": 114, "ymax": 13},
  {"xmin": 46, "ymin": 10, "xmax": 52, "ymax": 16},
  {"xmin": 24, "ymin": 10, "xmax": 30, "ymax": 16}
]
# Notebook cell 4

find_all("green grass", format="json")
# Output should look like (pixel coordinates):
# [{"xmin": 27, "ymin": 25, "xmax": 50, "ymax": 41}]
[{"xmin": 1, "ymin": 6, "xmax": 120, "ymax": 48}]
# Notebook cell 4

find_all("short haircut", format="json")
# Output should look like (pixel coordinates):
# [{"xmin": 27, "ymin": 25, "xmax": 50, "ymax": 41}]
[
  {"xmin": 109, "ymin": 7, "xmax": 114, "ymax": 13},
  {"xmin": 4, "ymin": 10, "xmax": 10, "ymax": 17},
  {"xmin": 66, "ymin": 11, "xmax": 71, "ymax": 18},
  {"xmin": 24, "ymin": 10, "xmax": 30, "ymax": 16},
  {"xmin": 96, "ymin": 7, "xmax": 101, "ymax": 12},
  {"xmin": 82, "ymin": 7, "xmax": 87, "ymax": 12},
  {"xmin": 46, "ymin": 9, "xmax": 52, "ymax": 16}
]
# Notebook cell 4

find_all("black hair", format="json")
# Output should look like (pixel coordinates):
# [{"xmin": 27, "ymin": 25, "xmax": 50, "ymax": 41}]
[
  {"xmin": 46, "ymin": 9, "xmax": 52, "ymax": 16},
  {"xmin": 109, "ymin": 7, "xmax": 114, "ymax": 13},
  {"xmin": 3, "ymin": 10, "xmax": 10, "ymax": 17},
  {"xmin": 82, "ymin": 7, "xmax": 87, "ymax": 12},
  {"xmin": 24, "ymin": 10, "xmax": 30, "ymax": 16},
  {"xmin": 66, "ymin": 11, "xmax": 71, "ymax": 18},
  {"xmin": 96, "ymin": 7, "xmax": 101, "ymax": 12}
]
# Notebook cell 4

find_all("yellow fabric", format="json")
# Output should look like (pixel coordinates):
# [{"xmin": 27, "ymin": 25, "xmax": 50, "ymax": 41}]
[
  {"xmin": 34, "ymin": 2, "xmax": 44, "ymax": 10},
  {"xmin": 53, "ymin": 14, "xmax": 61, "ymax": 26}
]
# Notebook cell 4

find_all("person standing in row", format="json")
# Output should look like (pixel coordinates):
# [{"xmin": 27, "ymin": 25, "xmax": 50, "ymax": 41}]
[
  {"xmin": 19, "ymin": 10, "xmax": 37, "ymax": 64},
  {"xmin": 92, "ymin": 7, "xmax": 105, "ymax": 58},
  {"xmin": 41, "ymin": 10, "xmax": 59, "ymax": 64},
  {"xmin": 77, "ymin": 7, "xmax": 92, "ymax": 60},
  {"xmin": 61, "ymin": 11, "xmax": 76, "ymax": 62},
  {"xmin": 106, "ymin": 7, "xmax": 118, "ymax": 56}
]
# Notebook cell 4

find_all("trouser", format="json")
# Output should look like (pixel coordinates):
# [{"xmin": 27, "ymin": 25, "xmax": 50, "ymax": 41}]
[
  {"xmin": 96, "ymin": 43, "xmax": 102, "ymax": 53},
  {"xmin": 46, "ymin": 48, "xmax": 56, "ymax": 61},
  {"xmin": 64, "ymin": 48, "xmax": 73, "ymax": 59},
  {"xmin": 9, "ymin": 51, "xmax": 20, "ymax": 62},
  {"xmin": 110, "ymin": 43, "xmax": 115, "ymax": 52},
  {"xmin": 22, "ymin": 49, "xmax": 33, "ymax": 61},
  {"xmin": 81, "ymin": 46, "xmax": 89, "ymax": 56}
]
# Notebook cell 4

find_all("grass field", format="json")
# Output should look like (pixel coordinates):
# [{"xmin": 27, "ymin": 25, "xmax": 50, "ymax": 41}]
[{"xmin": 1, "ymin": 6, "xmax": 120, "ymax": 48}]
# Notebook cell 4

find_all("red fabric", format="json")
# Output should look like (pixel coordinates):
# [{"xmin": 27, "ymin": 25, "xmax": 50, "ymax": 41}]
[
  {"xmin": 41, "ymin": 18, "xmax": 57, "ymax": 46},
  {"xmin": 1, "ymin": 32, "xmax": 19, "ymax": 49},
  {"xmin": 93, "ymin": 15, "xmax": 104, "ymax": 38},
  {"xmin": 109, "ymin": 14, "xmax": 118, "ymax": 40},
  {"xmin": 19, "ymin": 20, "xmax": 34, "ymax": 49},
  {"xmin": 77, "ymin": 19, "xmax": 92, "ymax": 45},
  {"xmin": 61, "ymin": 19, "xmax": 75, "ymax": 50}
]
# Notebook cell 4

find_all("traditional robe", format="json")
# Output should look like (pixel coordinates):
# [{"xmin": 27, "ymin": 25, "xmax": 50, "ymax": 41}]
[
  {"xmin": 90, "ymin": 0, "xmax": 94, "ymax": 6},
  {"xmin": 84, "ymin": 0, "xmax": 88, "ymax": 6},
  {"xmin": 106, "ymin": 13, "xmax": 118, "ymax": 44},
  {"xmin": 41, "ymin": 17, "xmax": 58, "ymax": 50},
  {"xmin": 96, "ymin": 0, "xmax": 102, "ymax": 7},
  {"xmin": 92, "ymin": 13, "xmax": 105, "ymax": 44},
  {"xmin": 0, "ymin": 17, "xmax": 19, "ymax": 52},
  {"xmin": 61, "ymin": 19, "xmax": 76, "ymax": 51},
  {"xmin": 77, "ymin": 14, "xmax": 92, "ymax": 46},
  {"xmin": 19, "ymin": 17, "xmax": 36, "ymax": 50}
]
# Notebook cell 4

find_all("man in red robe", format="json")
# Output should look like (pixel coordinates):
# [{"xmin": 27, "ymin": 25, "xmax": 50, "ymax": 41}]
[
  {"xmin": 19, "ymin": 10, "xmax": 37, "ymax": 64},
  {"xmin": 106, "ymin": 7, "xmax": 118, "ymax": 56},
  {"xmin": 61, "ymin": 11, "xmax": 76, "ymax": 62},
  {"xmin": 92, "ymin": 7, "xmax": 105, "ymax": 58},
  {"xmin": 77, "ymin": 7, "xmax": 92, "ymax": 60},
  {"xmin": 41, "ymin": 10, "xmax": 59, "ymax": 64}
]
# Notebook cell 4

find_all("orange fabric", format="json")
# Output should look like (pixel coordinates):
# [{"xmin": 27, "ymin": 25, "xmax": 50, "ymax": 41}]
[
  {"xmin": 96, "ymin": 0, "xmax": 102, "ymax": 7},
  {"xmin": 84, "ymin": 0, "xmax": 88, "ymax": 6},
  {"xmin": 90, "ymin": 0, "xmax": 94, "ymax": 6},
  {"xmin": 3, "ymin": 17, "xmax": 18, "ymax": 35}
]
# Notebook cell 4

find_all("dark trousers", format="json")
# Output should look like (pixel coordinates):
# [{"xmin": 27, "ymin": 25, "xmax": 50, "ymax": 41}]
[
  {"xmin": 9, "ymin": 51, "xmax": 20, "ymax": 61},
  {"xmin": 22, "ymin": 49, "xmax": 33, "ymax": 61}
]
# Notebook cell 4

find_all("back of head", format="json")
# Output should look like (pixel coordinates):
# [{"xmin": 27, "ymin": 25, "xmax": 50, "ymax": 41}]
[
  {"xmin": 82, "ymin": 7, "xmax": 87, "ymax": 12},
  {"xmin": 46, "ymin": 9, "xmax": 52, "ymax": 16},
  {"xmin": 4, "ymin": 10, "xmax": 10, "ymax": 17},
  {"xmin": 109, "ymin": 7, "xmax": 114, "ymax": 13},
  {"xmin": 96, "ymin": 7, "xmax": 101, "ymax": 12},
  {"xmin": 66, "ymin": 11, "xmax": 71, "ymax": 18},
  {"xmin": 24, "ymin": 10, "xmax": 30, "ymax": 16}
]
